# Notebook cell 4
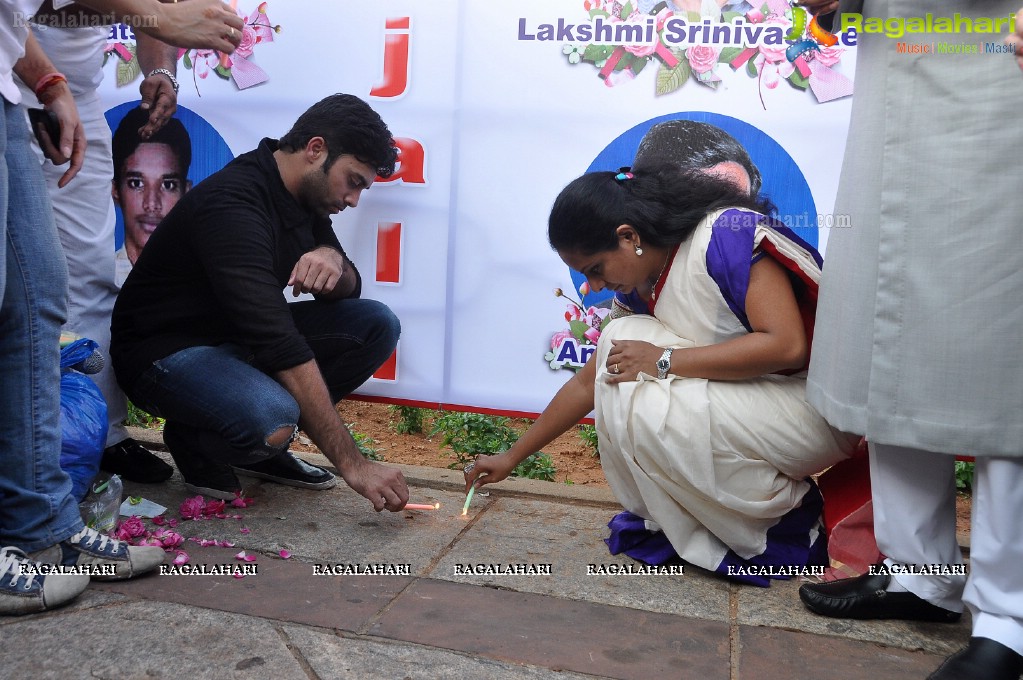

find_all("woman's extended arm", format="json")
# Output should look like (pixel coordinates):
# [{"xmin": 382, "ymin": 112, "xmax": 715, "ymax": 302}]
[
  {"xmin": 466, "ymin": 357, "xmax": 596, "ymax": 490},
  {"xmin": 605, "ymin": 255, "xmax": 808, "ymax": 382}
]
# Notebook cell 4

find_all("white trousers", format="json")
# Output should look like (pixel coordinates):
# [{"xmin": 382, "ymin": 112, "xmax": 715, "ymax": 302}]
[
  {"xmin": 870, "ymin": 443, "xmax": 1023, "ymax": 654},
  {"xmin": 31, "ymin": 91, "xmax": 127, "ymax": 448}
]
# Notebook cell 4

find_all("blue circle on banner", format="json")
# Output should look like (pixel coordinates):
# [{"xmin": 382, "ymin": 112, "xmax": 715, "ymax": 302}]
[
  {"xmin": 105, "ymin": 102, "xmax": 234, "ymax": 250},
  {"xmin": 571, "ymin": 112, "xmax": 817, "ymax": 308}
]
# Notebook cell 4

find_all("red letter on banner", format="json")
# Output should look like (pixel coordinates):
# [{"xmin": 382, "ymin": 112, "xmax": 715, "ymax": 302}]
[
  {"xmin": 375, "ymin": 137, "xmax": 425, "ymax": 185},
  {"xmin": 376, "ymin": 221, "xmax": 402, "ymax": 284},
  {"xmin": 372, "ymin": 348, "xmax": 398, "ymax": 381},
  {"xmin": 370, "ymin": 17, "xmax": 410, "ymax": 99}
]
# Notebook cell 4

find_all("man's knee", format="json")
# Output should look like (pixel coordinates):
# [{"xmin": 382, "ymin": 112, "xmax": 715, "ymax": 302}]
[{"xmin": 264, "ymin": 424, "xmax": 297, "ymax": 450}]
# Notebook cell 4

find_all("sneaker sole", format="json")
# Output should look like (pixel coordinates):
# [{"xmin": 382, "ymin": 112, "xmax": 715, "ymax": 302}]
[
  {"xmin": 183, "ymin": 483, "xmax": 242, "ymax": 501},
  {"xmin": 232, "ymin": 466, "xmax": 338, "ymax": 490}
]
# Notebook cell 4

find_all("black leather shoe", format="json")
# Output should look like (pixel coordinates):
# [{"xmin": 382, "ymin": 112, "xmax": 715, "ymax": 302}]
[
  {"xmin": 233, "ymin": 452, "xmax": 337, "ymax": 490},
  {"xmin": 101, "ymin": 438, "xmax": 174, "ymax": 483},
  {"xmin": 798, "ymin": 571, "xmax": 961, "ymax": 622},
  {"xmin": 928, "ymin": 637, "xmax": 1023, "ymax": 680}
]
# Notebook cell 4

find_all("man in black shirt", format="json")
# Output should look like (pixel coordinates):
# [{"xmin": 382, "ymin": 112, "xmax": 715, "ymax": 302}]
[{"xmin": 111, "ymin": 94, "xmax": 409, "ymax": 512}]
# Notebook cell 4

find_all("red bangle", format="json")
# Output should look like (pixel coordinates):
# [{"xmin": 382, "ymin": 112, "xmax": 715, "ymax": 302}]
[{"xmin": 33, "ymin": 72, "xmax": 67, "ymax": 99}]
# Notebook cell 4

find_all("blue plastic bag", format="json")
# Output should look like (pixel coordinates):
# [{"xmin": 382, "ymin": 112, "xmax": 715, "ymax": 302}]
[{"xmin": 59, "ymin": 338, "xmax": 108, "ymax": 501}]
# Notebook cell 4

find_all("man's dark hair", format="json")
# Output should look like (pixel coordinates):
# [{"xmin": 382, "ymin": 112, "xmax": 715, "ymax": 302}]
[
  {"xmin": 278, "ymin": 94, "xmax": 398, "ymax": 178},
  {"xmin": 111, "ymin": 106, "xmax": 192, "ymax": 184},
  {"xmin": 633, "ymin": 119, "xmax": 762, "ymax": 196}
]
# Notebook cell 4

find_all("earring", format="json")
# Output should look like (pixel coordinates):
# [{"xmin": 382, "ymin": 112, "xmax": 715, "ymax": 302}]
[{"xmin": 634, "ymin": 245, "xmax": 643, "ymax": 256}]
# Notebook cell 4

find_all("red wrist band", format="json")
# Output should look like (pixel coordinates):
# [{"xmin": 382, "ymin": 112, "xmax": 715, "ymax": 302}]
[{"xmin": 33, "ymin": 72, "xmax": 67, "ymax": 99}]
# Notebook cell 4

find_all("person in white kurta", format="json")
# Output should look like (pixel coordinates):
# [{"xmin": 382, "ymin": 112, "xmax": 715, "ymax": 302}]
[
  {"xmin": 16, "ymin": 16, "xmax": 180, "ymax": 483},
  {"xmin": 800, "ymin": 1, "xmax": 1023, "ymax": 676},
  {"xmin": 466, "ymin": 168, "xmax": 856, "ymax": 585}
]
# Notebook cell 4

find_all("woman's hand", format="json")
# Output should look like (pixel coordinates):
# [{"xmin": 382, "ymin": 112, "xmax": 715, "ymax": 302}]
[
  {"xmin": 604, "ymin": 339, "xmax": 664, "ymax": 384},
  {"xmin": 464, "ymin": 452, "xmax": 517, "ymax": 492}
]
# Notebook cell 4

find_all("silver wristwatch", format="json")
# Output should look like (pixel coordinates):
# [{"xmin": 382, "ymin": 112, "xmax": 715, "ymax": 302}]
[{"xmin": 656, "ymin": 347, "xmax": 674, "ymax": 380}]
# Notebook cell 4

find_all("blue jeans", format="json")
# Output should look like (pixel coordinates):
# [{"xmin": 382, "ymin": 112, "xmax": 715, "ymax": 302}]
[
  {"xmin": 0, "ymin": 98, "xmax": 83, "ymax": 551},
  {"xmin": 124, "ymin": 298, "xmax": 400, "ymax": 465}
]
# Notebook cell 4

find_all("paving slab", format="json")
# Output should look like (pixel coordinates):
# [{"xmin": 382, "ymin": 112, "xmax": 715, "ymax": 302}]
[
  {"xmin": 370, "ymin": 577, "xmax": 730, "ymax": 680},
  {"xmin": 282, "ymin": 624, "xmax": 607, "ymax": 679},
  {"xmin": 92, "ymin": 544, "xmax": 414, "ymax": 632},
  {"xmin": 433, "ymin": 496, "xmax": 731, "ymax": 621},
  {"xmin": 736, "ymin": 624, "xmax": 950, "ymax": 680},
  {"xmin": 0, "ymin": 600, "xmax": 306, "ymax": 679},
  {"xmin": 734, "ymin": 575, "xmax": 971, "ymax": 656}
]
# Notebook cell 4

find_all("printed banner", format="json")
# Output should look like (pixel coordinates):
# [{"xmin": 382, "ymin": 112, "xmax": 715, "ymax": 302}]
[{"xmin": 96, "ymin": 0, "xmax": 856, "ymax": 416}]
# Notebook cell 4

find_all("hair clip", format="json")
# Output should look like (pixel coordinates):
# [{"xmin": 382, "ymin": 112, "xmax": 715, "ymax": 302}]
[{"xmin": 615, "ymin": 171, "xmax": 634, "ymax": 181}]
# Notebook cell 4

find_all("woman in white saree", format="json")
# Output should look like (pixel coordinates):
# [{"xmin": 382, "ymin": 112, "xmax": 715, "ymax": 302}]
[{"xmin": 466, "ymin": 166, "xmax": 857, "ymax": 585}]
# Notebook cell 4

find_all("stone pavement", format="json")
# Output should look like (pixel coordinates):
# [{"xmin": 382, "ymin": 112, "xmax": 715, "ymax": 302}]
[{"xmin": 0, "ymin": 429, "xmax": 971, "ymax": 680}]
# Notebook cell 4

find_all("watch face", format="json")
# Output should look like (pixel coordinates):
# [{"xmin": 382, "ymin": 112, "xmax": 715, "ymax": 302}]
[{"xmin": 657, "ymin": 358, "xmax": 669, "ymax": 370}]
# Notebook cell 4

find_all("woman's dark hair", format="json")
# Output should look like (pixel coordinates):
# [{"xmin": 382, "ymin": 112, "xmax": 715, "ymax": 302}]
[
  {"xmin": 278, "ymin": 93, "xmax": 398, "ymax": 178},
  {"xmin": 548, "ymin": 164, "xmax": 772, "ymax": 255}
]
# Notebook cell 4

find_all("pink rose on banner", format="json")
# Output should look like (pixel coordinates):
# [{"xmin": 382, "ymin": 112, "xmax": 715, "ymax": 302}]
[
  {"xmin": 755, "ymin": 16, "xmax": 793, "ymax": 64},
  {"xmin": 814, "ymin": 44, "xmax": 844, "ymax": 68},
  {"xmin": 234, "ymin": 25, "xmax": 259, "ymax": 59},
  {"xmin": 551, "ymin": 329, "xmax": 574, "ymax": 351},
  {"xmin": 686, "ymin": 45, "xmax": 720, "ymax": 75}
]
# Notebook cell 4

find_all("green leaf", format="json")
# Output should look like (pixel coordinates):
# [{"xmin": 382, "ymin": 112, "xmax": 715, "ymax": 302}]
[
  {"xmin": 115, "ymin": 45, "xmax": 140, "ymax": 87},
  {"xmin": 621, "ymin": 1, "xmax": 634, "ymax": 19},
  {"xmin": 721, "ymin": 11, "xmax": 743, "ymax": 23},
  {"xmin": 182, "ymin": 52, "xmax": 193, "ymax": 70},
  {"xmin": 718, "ymin": 46, "xmax": 744, "ymax": 64},
  {"xmin": 656, "ymin": 57, "xmax": 691, "ymax": 96},
  {"xmin": 787, "ymin": 70, "xmax": 809, "ymax": 90},
  {"xmin": 632, "ymin": 56, "xmax": 648, "ymax": 76},
  {"xmin": 589, "ymin": 8, "xmax": 610, "ymax": 20},
  {"xmin": 583, "ymin": 44, "xmax": 614, "ymax": 63},
  {"xmin": 569, "ymin": 319, "xmax": 591, "ymax": 341},
  {"xmin": 613, "ymin": 53, "xmax": 634, "ymax": 72},
  {"xmin": 214, "ymin": 65, "xmax": 232, "ymax": 79},
  {"xmin": 746, "ymin": 58, "xmax": 759, "ymax": 77}
]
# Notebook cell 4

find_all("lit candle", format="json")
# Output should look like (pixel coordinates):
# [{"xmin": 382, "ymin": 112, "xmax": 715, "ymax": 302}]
[
  {"xmin": 404, "ymin": 503, "xmax": 440, "ymax": 511},
  {"xmin": 461, "ymin": 485, "xmax": 476, "ymax": 516}
]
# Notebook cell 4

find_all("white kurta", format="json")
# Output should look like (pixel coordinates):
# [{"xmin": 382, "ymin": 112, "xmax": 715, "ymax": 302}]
[
  {"xmin": 807, "ymin": 0, "xmax": 1023, "ymax": 458},
  {"xmin": 595, "ymin": 209, "xmax": 856, "ymax": 571}
]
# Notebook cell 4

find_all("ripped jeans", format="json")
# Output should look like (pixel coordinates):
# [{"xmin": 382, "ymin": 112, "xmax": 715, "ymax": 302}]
[{"xmin": 123, "ymin": 298, "xmax": 400, "ymax": 465}]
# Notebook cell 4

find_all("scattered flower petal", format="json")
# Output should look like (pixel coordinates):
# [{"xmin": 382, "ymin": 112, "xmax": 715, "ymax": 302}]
[
  {"xmin": 179, "ymin": 496, "xmax": 207, "ymax": 520},
  {"xmin": 172, "ymin": 551, "xmax": 190, "ymax": 565},
  {"xmin": 240, "ymin": 527, "xmax": 251, "ymax": 534},
  {"xmin": 278, "ymin": 550, "xmax": 292, "ymax": 560},
  {"xmin": 234, "ymin": 550, "xmax": 257, "ymax": 562}
]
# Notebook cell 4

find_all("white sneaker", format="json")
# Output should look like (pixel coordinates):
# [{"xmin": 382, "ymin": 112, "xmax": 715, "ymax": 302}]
[
  {"xmin": 30, "ymin": 526, "xmax": 165, "ymax": 581},
  {"xmin": 0, "ymin": 546, "xmax": 88, "ymax": 615}
]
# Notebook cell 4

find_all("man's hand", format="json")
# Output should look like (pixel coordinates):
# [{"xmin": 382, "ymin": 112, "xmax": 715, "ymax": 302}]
[
  {"xmin": 136, "ymin": 71, "xmax": 177, "ymax": 139},
  {"xmin": 36, "ymin": 82, "xmax": 85, "ymax": 188},
  {"xmin": 288, "ymin": 246, "xmax": 346, "ymax": 297},
  {"xmin": 134, "ymin": 0, "xmax": 244, "ymax": 53},
  {"xmin": 340, "ymin": 458, "xmax": 410, "ymax": 512}
]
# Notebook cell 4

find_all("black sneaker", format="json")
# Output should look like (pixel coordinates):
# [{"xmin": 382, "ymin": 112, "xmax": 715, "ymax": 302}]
[
  {"xmin": 101, "ymin": 437, "xmax": 174, "ymax": 483},
  {"xmin": 234, "ymin": 452, "xmax": 337, "ymax": 490},
  {"xmin": 163, "ymin": 429, "xmax": 242, "ymax": 501}
]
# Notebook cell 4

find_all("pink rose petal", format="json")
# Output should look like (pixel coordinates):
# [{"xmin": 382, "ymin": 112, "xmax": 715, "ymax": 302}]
[
  {"xmin": 240, "ymin": 527, "xmax": 251, "ymax": 534},
  {"xmin": 172, "ymin": 551, "xmax": 190, "ymax": 565},
  {"xmin": 234, "ymin": 550, "xmax": 257, "ymax": 562},
  {"xmin": 278, "ymin": 550, "xmax": 291, "ymax": 560}
]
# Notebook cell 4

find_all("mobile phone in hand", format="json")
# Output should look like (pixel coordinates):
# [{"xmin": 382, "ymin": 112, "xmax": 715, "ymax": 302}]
[{"xmin": 27, "ymin": 107, "xmax": 61, "ymax": 150}]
